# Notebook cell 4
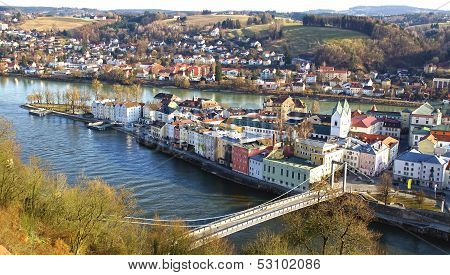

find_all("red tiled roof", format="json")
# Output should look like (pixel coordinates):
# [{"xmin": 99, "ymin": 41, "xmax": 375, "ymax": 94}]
[
  {"xmin": 351, "ymin": 116, "xmax": 379, "ymax": 128},
  {"xmin": 350, "ymin": 132, "xmax": 388, "ymax": 144}
]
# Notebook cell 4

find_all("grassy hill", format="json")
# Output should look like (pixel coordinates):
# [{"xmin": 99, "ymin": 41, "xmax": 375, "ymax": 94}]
[
  {"xmin": 269, "ymin": 24, "xmax": 367, "ymax": 56},
  {"xmin": 227, "ymin": 22, "xmax": 367, "ymax": 56},
  {"xmin": 19, "ymin": 16, "xmax": 99, "ymax": 31},
  {"xmin": 163, "ymin": 14, "xmax": 250, "ymax": 27}
]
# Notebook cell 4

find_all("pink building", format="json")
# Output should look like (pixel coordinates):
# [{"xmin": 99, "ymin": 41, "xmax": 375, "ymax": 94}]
[{"xmin": 232, "ymin": 142, "xmax": 266, "ymax": 175}]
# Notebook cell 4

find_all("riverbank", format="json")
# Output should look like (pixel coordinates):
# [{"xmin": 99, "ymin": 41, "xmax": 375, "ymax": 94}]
[
  {"xmin": 21, "ymin": 103, "xmax": 450, "ymax": 243},
  {"xmin": 368, "ymin": 199, "xmax": 450, "ymax": 241},
  {"xmin": 9, "ymin": 73, "xmax": 423, "ymax": 108},
  {"xmin": 21, "ymin": 104, "xmax": 292, "ymax": 195}
]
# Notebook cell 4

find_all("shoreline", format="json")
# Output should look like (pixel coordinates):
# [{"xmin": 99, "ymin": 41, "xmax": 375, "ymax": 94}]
[
  {"xmin": 20, "ymin": 103, "xmax": 292, "ymax": 196},
  {"xmin": 20, "ymin": 103, "xmax": 450, "ymax": 242},
  {"xmin": 8, "ymin": 74, "xmax": 423, "ymax": 108}
]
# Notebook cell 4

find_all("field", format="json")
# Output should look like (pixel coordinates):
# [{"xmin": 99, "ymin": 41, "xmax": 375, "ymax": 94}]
[
  {"xmin": 19, "ymin": 16, "xmax": 98, "ymax": 31},
  {"xmin": 164, "ymin": 14, "xmax": 250, "ymax": 27},
  {"xmin": 267, "ymin": 23, "xmax": 367, "ymax": 56},
  {"xmin": 371, "ymin": 192, "xmax": 439, "ymax": 212},
  {"xmin": 226, "ymin": 22, "xmax": 367, "ymax": 56},
  {"xmin": 406, "ymin": 22, "xmax": 450, "ymax": 32}
]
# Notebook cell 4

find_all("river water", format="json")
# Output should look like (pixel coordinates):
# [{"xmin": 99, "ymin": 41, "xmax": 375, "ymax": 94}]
[{"xmin": 0, "ymin": 76, "xmax": 448, "ymax": 255}]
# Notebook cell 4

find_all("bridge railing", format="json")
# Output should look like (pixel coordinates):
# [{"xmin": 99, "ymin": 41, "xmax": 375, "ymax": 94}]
[
  {"xmin": 189, "ymin": 190, "xmax": 317, "ymax": 237},
  {"xmin": 191, "ymin": 191, "xmax": 343, "ymax": 248},
  {"xmin": 191, "ymin": 190, "xmax": 342, "ymax": 239}
]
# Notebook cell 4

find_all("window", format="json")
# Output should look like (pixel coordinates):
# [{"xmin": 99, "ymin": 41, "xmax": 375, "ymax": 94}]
[{"xmin": 281, "ymin": 168, "xmax": 283, "ymax": 175}]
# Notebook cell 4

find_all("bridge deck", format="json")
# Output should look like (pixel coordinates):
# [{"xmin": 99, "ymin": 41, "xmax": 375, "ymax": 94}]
[{"xmin": 190, "ymin": 190, "xmax": 343, "ymax": 248}]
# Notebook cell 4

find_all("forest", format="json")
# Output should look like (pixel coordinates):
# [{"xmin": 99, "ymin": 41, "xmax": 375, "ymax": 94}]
[{"xmin": 302, "ymin": 15, "xmax": 448, "ymax": 71}]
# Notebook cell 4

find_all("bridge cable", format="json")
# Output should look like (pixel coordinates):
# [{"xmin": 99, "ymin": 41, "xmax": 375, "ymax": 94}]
[
  {"xmin": 190, "ymin": 163, "xmax": 345, "ymax": 230},
  {"xmin": 125, "ymin": 160, "xmax": 344, "ymax": 224}
]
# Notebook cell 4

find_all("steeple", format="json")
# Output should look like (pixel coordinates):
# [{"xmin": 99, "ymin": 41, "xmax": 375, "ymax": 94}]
[
  {"xmin": 332, "ymin": 101, "xmax": 343, "ymax": 115},
  {"xmin": 331, "ymin": 100, "xmax": 351, "ymax": 139}
]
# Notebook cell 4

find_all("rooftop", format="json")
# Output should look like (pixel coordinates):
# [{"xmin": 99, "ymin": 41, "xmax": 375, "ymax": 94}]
[
  {"xmin": 412, "ymin": 102, "xmax": 437, "ymax": 116},
  {"xmin": 351, "ymin": 116, "xmax": 380, "ymax": 128},
  {"xmin": 432, "ymin": 124, "xmax": 450, "ymax": 132},
  {"xmin": 266, "ymin": 155, "xmax": 317, "ymax": 170}
]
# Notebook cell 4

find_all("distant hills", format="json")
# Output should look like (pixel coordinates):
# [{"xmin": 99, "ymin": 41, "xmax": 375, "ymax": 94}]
[
  {"xmin": 340, "ymin": 5, "xmax": 448, "ymax": 16},
  {"xmin": 0, "ymin": 6, "xmax": 100, "ymax": 16},
  {"xmin": 0, "ymin": 5, "xmax": 448, "ymax": 17}
]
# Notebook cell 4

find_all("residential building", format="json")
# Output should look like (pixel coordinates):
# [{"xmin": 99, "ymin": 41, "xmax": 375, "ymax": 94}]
[
  {"xmin": 393, "ymin": 149, "xmax": 449, "ymax": 189},
  {"xmin": 409, "ymin": 102, "xmax": 442, "ymax": 146},
  {"xmin": 350, "ymin": 116, "xmax": 383, "ymax": 135},
  {"xmin": 433, "ymin": 78, "xmax": 450, "ymax": 90},
  {"xmin": 249, "ymin": 151, "xmax": 270, "ymax": 180},
  {"xmin": 262, "ymin": 150, "xmax": 325, "ymax": 191},
  {"xmin": 380, "ymin": 118, "xmax": 401, "ymax": 138},
  {"xmin": 263, "ymin": 95, "xmax": 307, "ymax": 119},
  {"xmin": 232, "ymin": 141, "xmax": 267, "ymax": 175}
]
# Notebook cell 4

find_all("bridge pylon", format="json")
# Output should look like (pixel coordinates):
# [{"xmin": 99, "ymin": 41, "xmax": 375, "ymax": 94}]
[{"xmin": 343, "ymin": 162, "xmax": 347, "ymax": 193}]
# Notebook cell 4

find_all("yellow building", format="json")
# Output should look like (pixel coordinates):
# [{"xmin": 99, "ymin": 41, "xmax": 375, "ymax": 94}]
[
  {"xmin": 263, "ymin": 95, "xmax": 307, "ymax": 119},
  {"xmin": 418, "ymin": 134, "xmax": 437, "ymax": 155},
  {"xmin": 294, "ymin": 138, "xmax": 344, "ymax": 175}
]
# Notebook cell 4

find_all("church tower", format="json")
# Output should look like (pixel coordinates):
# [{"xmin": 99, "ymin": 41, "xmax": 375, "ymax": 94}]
[{"xmin": 331, "ymin": 100, "xmax": 351, "ymax": 138}]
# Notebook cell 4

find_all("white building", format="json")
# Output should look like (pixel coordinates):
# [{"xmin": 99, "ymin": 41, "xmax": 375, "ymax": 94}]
[
  {"xmin": 91, "ymin": 100, "xmax": 142, "ymax": 123},
  {"xmin": 114, "ymin": 102, "xmax": 142, "ymax": 124},
  {"xmin": 393, "ymin": 149, "xmax": 449, "ymax": 189},
  {"xmin": 331, "ymin": 100, "xmax": 351, "ymax": 138},
  {"xmin": 409, "ymin": 102, "xmax": 442, "ymax": 146},
  {"xmin": 249, "ymin": 154, "xmax": 265, "ymax": 180}
]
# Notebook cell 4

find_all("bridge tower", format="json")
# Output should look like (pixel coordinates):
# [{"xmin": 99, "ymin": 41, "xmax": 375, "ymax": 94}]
[
  {"xmin": 342, "ymin": 162, "xmax": 347, "ymax": 193},
  {"xmin": 331, "ymin": 161, "xmax": 348, "ymax": 192}
]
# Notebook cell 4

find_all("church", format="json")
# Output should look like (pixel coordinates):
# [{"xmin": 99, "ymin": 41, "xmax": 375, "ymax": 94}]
[{"xmin": 331, "ymin": 100, "xmax": 351, "ymax": 138}]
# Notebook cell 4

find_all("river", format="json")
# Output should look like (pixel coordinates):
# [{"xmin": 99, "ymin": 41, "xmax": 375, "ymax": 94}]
[{"xmin": 0, "ymin": 76, "xmax": 448, "ymax": 255}]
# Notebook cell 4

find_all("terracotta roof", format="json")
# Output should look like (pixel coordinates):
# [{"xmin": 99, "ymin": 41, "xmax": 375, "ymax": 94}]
[
  {"xmin": 351, "ymin": 132, "xmax": 388, "ymax": 144},
  {"xmin": 382, "ymin": 136, "xmax": 399, "ymax": 147},
  {"xmin": 351, "ymin": 116, "xmax": 379, "ymax": 128},
  {"xmin": 433, "ymin": 134, "xmax": 450, "ymax": 142}
]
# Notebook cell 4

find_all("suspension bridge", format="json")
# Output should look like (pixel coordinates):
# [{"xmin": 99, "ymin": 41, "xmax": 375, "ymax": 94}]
[{"xmin": 124, "ymin": 162, "xmax": 351, "ymax": 248}]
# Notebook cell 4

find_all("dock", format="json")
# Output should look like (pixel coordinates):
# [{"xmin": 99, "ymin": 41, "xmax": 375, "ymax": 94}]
[
  {"xmin": 29, "ymin": 108, "xmax": 52, "ymax": 117},
  {"xmin": 87, "ymin": 121, "xmax": 113, "ymax": 131}
]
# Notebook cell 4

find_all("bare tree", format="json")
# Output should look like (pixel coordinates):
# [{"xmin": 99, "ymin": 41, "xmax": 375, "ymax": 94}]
[
  {"xmin": 44, "ymin": 90, "xmax": 54, "ymax": 105},
  {"xmin": 377, "ymin": 172, "xmax": 393, "ymax": 205},
  {"xmin": 416, "ymin": 190, "xmax": 426, "ymax": 207},
  {"xmin": 311, "ymin": 100, "xmax": 320, "ymax": 114},
  {"xmin": 55, "ymin": 91, "xmax": 62, "ymax": 105},
  {"xmin": 65, "ymin": 89, "xmax": 80, "ymax": 114},
  {"xmin": 78, "ymin": 90, "xmax": 92, "ymax": 113},
  {"xmin": 91, "ymin": 79, "xmax": 103, "ymax": 100},
  {"xmin": 129, "ymin": 84, "xmax": 143, "ymax": 102},
  {"xmin": 295, "ymin": 120, "xmax": 313, "ymax": 140},
  {"xmin": 310, "ymin": 179, "xmax": 332, "ymax": 203}
]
